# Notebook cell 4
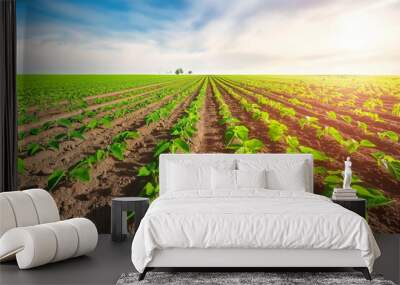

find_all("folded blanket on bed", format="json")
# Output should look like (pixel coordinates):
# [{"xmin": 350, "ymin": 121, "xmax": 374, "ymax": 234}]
[{"xmin": 131, "ymin": 190, "xmax": 380, "ymax": 272}]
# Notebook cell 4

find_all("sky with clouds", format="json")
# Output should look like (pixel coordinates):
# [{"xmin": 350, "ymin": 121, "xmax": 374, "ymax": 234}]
[{"xmin": 17, "ymin": 0, "xmax": 400, "ymax": 74}]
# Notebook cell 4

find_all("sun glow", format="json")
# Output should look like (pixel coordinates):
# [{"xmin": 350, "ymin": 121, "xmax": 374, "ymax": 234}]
[{"xmin": 334, "ymin": 12, "xmax": 380, "ymax": 51}]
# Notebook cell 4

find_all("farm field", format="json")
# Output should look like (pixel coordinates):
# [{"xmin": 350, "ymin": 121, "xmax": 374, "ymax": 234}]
[{"xmin": 17, "ymin": 74, "xmax": 400, "ymax": 233}]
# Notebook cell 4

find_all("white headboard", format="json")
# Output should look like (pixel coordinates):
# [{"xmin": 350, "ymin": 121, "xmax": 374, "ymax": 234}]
[{"xmin": 159, "ymin": 154, "xmax": 313, "ymax": 195}]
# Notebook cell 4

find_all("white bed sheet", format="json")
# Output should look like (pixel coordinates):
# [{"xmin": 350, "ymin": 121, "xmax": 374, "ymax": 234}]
[{"xmin": 131, "ymin": 190, "xmax": 380, "ymax": 273}]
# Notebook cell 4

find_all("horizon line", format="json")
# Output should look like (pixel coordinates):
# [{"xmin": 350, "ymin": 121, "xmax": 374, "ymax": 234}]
[{"xmin": 16, "ymin": 73, "xmax": 400, "ymax": 76}]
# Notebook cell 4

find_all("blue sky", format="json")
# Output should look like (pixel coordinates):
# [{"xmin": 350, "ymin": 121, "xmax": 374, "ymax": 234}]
[
  {"xmin": 16, "ymin": 0, "xmax": 400, "ymax": 74},
  {"xmin": 17, "ymin": 0, "xmax": 193, "ymax": 37}
]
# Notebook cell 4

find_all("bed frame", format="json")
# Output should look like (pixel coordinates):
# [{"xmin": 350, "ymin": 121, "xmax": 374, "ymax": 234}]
[
  {"xmin": 141, "ymin": 248, "xmax": 370, "ymax": 280},
  {"xmin": 139, "ymin": 154, "xmax": 371, "ymax": 280}
]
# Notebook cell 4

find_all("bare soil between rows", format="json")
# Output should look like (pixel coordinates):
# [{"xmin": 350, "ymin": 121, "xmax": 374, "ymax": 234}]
[
  {"xmin": 219, "ymin": 78, "xmax": 400, "ymax": 197},
  {"xmin": 18, "ymin": 79, "xmax": 192, "ymax": 133},
  {"xmin": 19, "ymin": 92, "xmax": 157, "ymax": 148},
  {"xmin": 216, "ymin": 79, "xmax": 400, "ymax": 233},
  {"xmin": 48, "ymin": 82, "xmax": 203, "ymax": 224},
  {"xmin": 193, "ymin": 82, "xmax": 229, "ymax": 153},
  {"xmin": 25, "ymin": 79, "xmax": 183, "ymax": 118},
  {"xmin": 18, "ymin": 81, "xmax": 200, "ymax": 190},
  {"xmin": 215, "ymin": 81, "xmax": 279, "ymax": 153},
  {"xmin": 221, "ymin": 78, "xmax": 400, "ymax": 158},
  {"xmin": 368, "ymin": 199, "xmax": 400, "ymax": 233},
  {"xmin": 250, "ymin": 78, "xmax": 400, "ymax": 126},
  {"xmin": 230, "ymin": 78, "xmax": 400, "ymax": 135}
]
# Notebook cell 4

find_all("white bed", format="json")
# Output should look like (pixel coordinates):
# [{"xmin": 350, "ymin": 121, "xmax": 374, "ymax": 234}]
[{"xmin": 131, "ymin": 154, "xmax": 380, "ymax": 280}]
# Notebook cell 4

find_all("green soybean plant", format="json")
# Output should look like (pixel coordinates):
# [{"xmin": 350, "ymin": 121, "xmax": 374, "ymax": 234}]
[
  {"xmin": 285, "ymin": 136, "xmax": 330, "ymax": 161},
  {"xmin": 46, "ymin": 130, "xmax": 140, "ymax": 191},
  {"xmin": 371, "ymin": 151, "xmax": 400, "ymax": 181},
  {"xmin": 377, "ymin": 131, "xmax": 398, "ymax": 143}
]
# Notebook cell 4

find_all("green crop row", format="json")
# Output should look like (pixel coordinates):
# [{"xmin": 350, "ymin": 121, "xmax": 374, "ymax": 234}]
[
  {"xmin": 216, "ymin": 79, "xmax": 326, "ymax": 156},
  {"xmin": 17, "ymin": 74, "xmax": 192, "ymax": 114},
  {"xmin": 18, "ymin": 79, "xmax": 201, "ymax": 160},
  {"xmin": 144, "ymin": 79, "xmax": 204, "ymax": 126},
  {"xmin": 218, "ymin": 78, "xmax": 297, "ymax": 119},
  {"xmin": 371, "ymin": 151, "xmax": 400, "ymax": 182},
  {"xmin": 222, "ymin": 75, "xmax": 399, "ymax": 117},
  {"xmin": 219, "ymin": 77, "xmax": 398, "ymax": 154},
  {"xmin": 44, "ymin": 79, "xmax": 204, "ymax": 192},
  {"xmin": 211, "ymin": 78, "xmax": 264, "ymax": 153},
  {"xmin": 20, "ymin": 79, "xmax": 200, "ymax": 156},
  {"xmin": 224, "ymin": 76, "xmax": 400, "ymax": 146},
  {"xmin": 17, "ymin": 81, "xmax": 202, "ymax": 181},
  {"xmin": 138, "ymin": 79, "xmax": 210, "ymax": 199},
  {"xmin": 216, "ymin": 78, "xmax": 393, "ymax": 207},
  {"xmin": 18, "ymin": 78, "xmax": 193, "ymax": 137},
  {"xmin": 47, "ymin": 130, "xmax": 140, "ymax": 191},
  {"xmin": 223, "ymin": 76, "xmax": 384, "ymax": 124}
]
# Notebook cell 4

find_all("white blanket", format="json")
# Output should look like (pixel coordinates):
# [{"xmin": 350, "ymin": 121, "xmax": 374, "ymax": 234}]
[{"xmin": 131, "ymin": 190, "xmax": 380, "ymax": 272}]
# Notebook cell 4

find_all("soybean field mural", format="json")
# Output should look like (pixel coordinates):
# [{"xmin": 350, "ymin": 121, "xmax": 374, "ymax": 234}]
[
  {"xmin": 17, "ymin": 0, "xmax": 400, "ymax": 233},
  {"xmin": 17, "ymin": 75, "xmax": 400, "ymax": 232}
]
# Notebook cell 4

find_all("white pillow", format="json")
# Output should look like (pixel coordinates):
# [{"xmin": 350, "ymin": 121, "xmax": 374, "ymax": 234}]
[
  {"xmin": 211, "ymin": 168, "xmax": 237, "ymax": 190},
  {"xmin": 236, "ymin": 169, "xmax": 267, "ymax": 189},
  {"xmin": 166, "ymin": 159, "xmax": 236, "ymax": 170},
  {"xmin": 167, "ymin": 162, "xmax": 211, "ymax": 192},
  {"xmin": 237, "ymin": 159, "xmax": 307, "ymax": 192}
]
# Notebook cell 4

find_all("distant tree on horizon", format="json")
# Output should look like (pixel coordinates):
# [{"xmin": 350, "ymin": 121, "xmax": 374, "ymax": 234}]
[
  {"xmin": 175, "ymin": 68, "xmax": 184, "ymax": 75},
  {"xmin": 188, "ymin": 70, "xmax": 192, "ymax": 74}
]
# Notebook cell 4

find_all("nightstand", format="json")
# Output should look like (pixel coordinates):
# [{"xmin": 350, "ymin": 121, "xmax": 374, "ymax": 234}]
[
  {"xmin": 332, "ymin": 198, "xmax": 366, "ymax": 219},
  {"xmin": 111, "ymin": 197, "xmax": 149, "ymax": 242}
]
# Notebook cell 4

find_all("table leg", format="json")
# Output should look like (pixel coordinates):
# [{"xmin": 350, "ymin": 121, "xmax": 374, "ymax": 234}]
[
  {"xmin": 111, "ymin": 202, "xmax": 122, "ymax": 241},
  {"xmin": 122, "ymin": 210, "xmax": 127, "ymax": 236}
]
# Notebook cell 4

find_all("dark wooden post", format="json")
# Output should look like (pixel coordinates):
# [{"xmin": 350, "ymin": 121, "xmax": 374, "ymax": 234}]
[{"xmin": 0, "ymin": 0, "xmax": 17, "ymax": 193}]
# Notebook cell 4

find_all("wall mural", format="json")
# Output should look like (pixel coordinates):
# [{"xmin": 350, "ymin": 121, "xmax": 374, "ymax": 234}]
[{"xmin": 16, "ymin": 0, "xmax": 400, "ymax": 233}]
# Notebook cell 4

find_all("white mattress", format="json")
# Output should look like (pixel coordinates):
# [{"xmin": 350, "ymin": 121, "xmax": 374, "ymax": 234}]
[{"xmin": 131, "ymin": 190, "xmax": 380, "ymax": 273}]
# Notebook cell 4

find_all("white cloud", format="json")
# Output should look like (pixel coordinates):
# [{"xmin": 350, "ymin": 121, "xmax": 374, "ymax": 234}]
[{"xmin": 17, "ymin": 0, "xmax": 400, "ymax": 74}]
